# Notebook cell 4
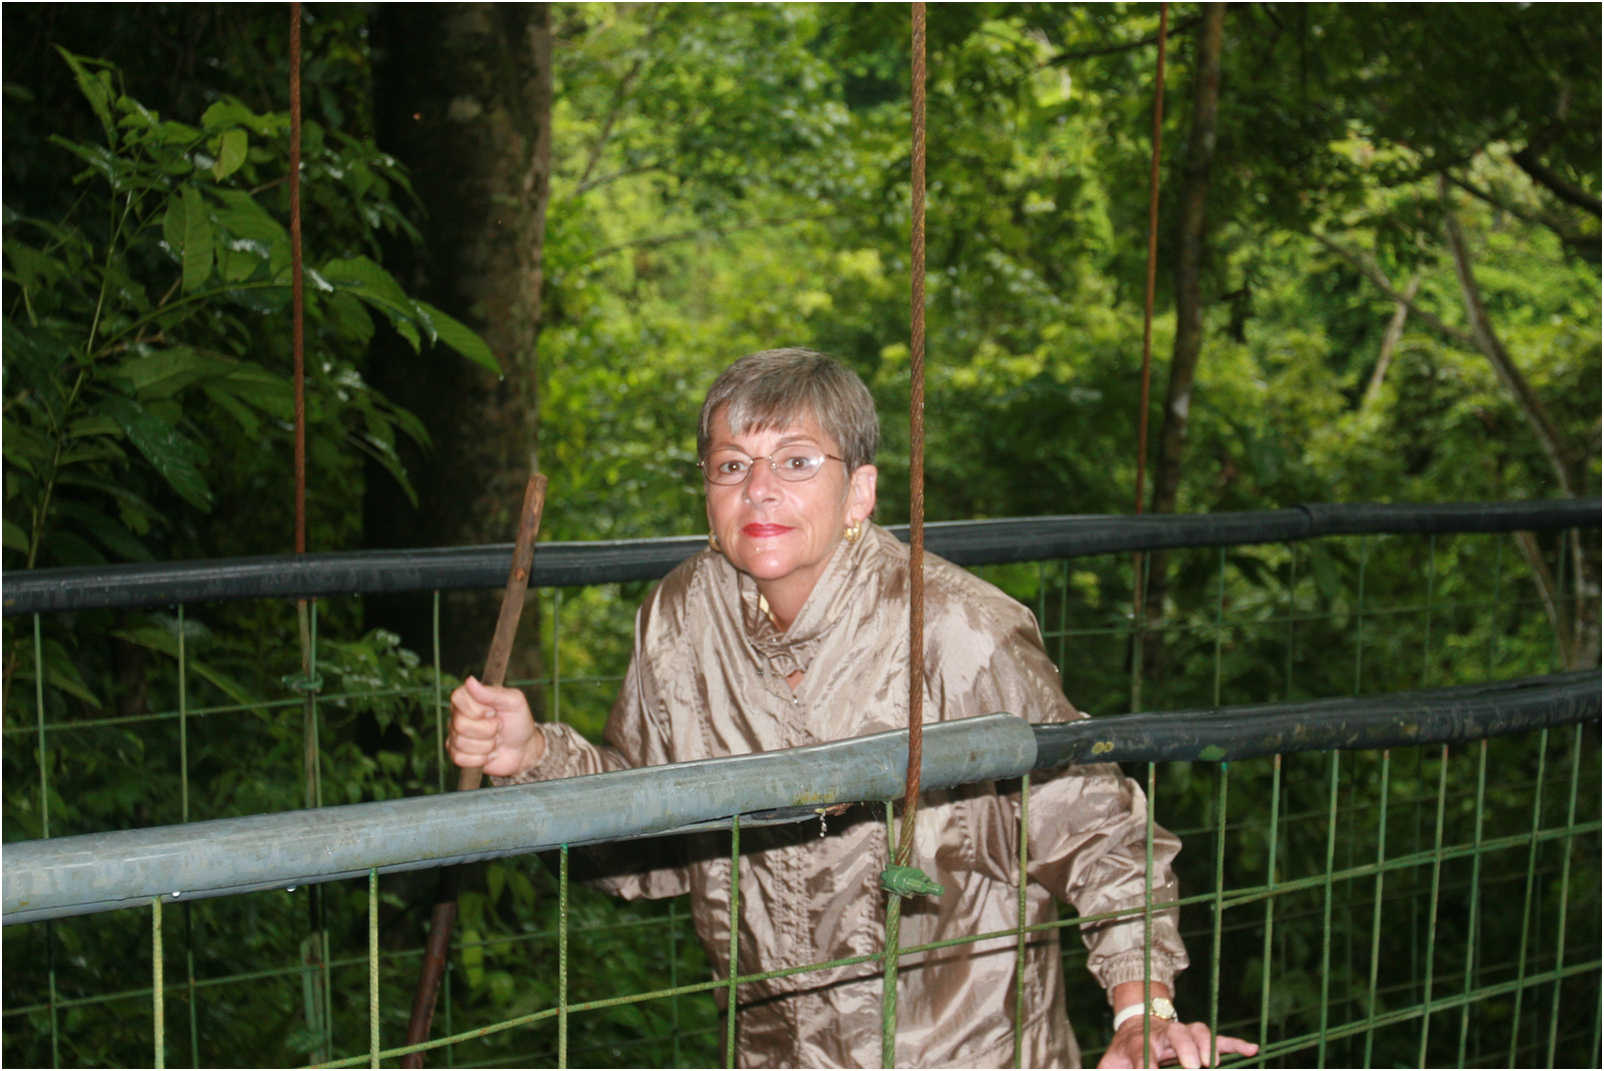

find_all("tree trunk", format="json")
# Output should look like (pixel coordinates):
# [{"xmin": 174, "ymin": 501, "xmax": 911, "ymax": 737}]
[
  {"xmin": 1438, "ymin": 176, "xmax": 1596, "ymax": 668},
  {"xmin": 1361, "ymin": 273, "xmax": 1421, "ymax": 410},
  {"xmin": 367, "ymin": 3, "xmax": 553, "ymax": 681},
  {"xmin": 1141, "ymin": 2, "xmax": 1225, "ymax": 686}
]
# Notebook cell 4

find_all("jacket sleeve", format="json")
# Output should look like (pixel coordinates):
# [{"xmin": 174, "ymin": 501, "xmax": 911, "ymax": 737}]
[
  {"xmin": 491, "ymin": 606, "xmax": 692, "ymax": 901},
  {"xmin": 947, "ymin": 593, "xmax": 1190, "ymax": 995}
]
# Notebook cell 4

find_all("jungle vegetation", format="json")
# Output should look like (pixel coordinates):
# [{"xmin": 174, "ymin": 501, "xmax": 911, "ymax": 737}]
[{"xmin": 2, "ymin": 4, "xmax": 1598, "ymax": 1066}]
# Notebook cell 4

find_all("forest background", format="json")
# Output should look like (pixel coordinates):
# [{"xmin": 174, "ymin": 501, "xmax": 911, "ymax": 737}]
[{"xmin": 2, "ymin": 2, "xmax": 1600, "ymax": 1067}]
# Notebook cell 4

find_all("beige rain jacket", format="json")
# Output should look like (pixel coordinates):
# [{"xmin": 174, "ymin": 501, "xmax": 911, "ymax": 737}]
[{"xmin": 498, "ymin": 523, "xmax": 1187, "ymax": 1067}]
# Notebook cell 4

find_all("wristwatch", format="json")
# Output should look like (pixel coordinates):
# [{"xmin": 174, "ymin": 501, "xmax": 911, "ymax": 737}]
[{"xmin": 1111, "ymin": 996, "xmax": 1177, "ymax": 1032}]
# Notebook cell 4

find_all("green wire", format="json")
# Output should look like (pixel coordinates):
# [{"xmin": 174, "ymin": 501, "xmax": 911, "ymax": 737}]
[
  {"xmin": 1316, "ymin": 752, "xmax": 1339, "ymax": 1068},
  {"xmin": 1361, "ymin": 750, "xmax": 1390, "ymax": 1069},
  {"xmin": 1545, "ymin": 723, "xmax": 1585, "ymax": 1067},
  {"xmin": 1455, "ymin": 740, "xmax": 1488, "ymax": 1066},
  {"xmin": 154, "ymin": 896, "xmax": 165, "ymax": 1070},
  {"xmin": 1506, "ymin": 727, "xmax": 1547, "ymax": 1067},
  {"xmin": 881, "ymin": 799, "xmax": 902, "ymax": 1068},
  {"xmin": 35, "ymin": 614, "xmax": 61, "ymax": 1070},
  {"xmin": 1257, "ymin": 753, "xmax": 1281, "ymax": 1056},
  {"xmin": 560, "ymin": 845, "xmax": 569, "ymax": 1068},
  {"xmin": 1416, "ymin": 746, "xmax": 1449, "ymax": 1066},
  {"xmin": 1014, "ymin": 772, "xmax": 1030, "ymax": 1068},
  {"xmin": 1209, "ymin": 762, "xmax": 1227, "ymax": 1067},
  {"xmin": 726, "ymin": 814, "xmax": 740, "ymax": 1069},
  {"xmin": 369, "ymin": 869, "xmax": 379, "ymax": 1069}
]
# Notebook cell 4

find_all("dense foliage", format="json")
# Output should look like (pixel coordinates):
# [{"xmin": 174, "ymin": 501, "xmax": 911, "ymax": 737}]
[{"xmin": 2, "ymin": 3, "xmax": 1597, "ymax": 1067}]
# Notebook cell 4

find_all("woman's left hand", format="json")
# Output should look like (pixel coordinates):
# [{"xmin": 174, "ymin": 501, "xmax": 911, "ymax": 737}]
[{"xmin": 1098, "ymin": 1017, "xmax": 1259, "ymax": 1069}]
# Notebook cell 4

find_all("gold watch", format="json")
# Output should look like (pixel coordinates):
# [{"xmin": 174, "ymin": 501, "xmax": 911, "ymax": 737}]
[{"xmin": 1111, "ymin": 995, "xmax": 1177, "ymax": 1031}]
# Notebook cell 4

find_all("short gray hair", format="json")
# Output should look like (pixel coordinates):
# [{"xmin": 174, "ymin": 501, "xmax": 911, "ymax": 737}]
[{"xmin": 697, "ymin": 348, "xmax": 879, "ymax": 471}]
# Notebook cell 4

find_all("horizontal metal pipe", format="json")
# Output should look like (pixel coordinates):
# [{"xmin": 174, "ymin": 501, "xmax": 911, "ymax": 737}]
[
  {"xmin": 5, "ymin": 499, "xmax": 1595, "ymax": 614},
  {"xmin": 2, "ymin": 713, "xmax": 1038, "ymax": 926},
  {"xmin": 1033, "ymin": 672, "xmax": 1601, "ymax": 767}
]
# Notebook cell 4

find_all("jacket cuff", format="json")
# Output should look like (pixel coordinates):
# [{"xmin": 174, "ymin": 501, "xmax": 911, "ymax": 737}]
[
  {"xmin": 489, "ymin": 724, "xmax": 567, "ymax": 786},
  {"xmin": 1094, "ymin": 949, "xmax": 1181, "ymax": 1004}
]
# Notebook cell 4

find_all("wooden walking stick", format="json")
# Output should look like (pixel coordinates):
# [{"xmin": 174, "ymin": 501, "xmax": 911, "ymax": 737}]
[{"xmin": 403, "ymin": 471, "xmax": 548, "ymax": 1067}]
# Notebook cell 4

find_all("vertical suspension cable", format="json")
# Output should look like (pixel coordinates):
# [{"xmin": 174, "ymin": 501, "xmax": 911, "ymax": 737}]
[
  {"xmin": 290, "ymin": 1, "xmax": 306, "ymax": 560},
  {"xmin": 1130, "ymin": 2, "xmax": 1168, "ymax": 714},
  {"xmin": 899, "ymin": 0, "xmax": 927, "ymax": 864},
  {"xmin": 884, "ymin": 10, "xmax": 927, "ymax": 1066},
  {"xmin": 286, "ymin": 10, "xmax": 329, "ymax": 1062}
]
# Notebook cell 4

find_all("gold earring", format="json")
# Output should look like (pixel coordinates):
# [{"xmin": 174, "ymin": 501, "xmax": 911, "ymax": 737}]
[
  {"xmin": 709, "ymin": 532, "xmax": 722, "ymax": 553},
  {"xmin": 843, "ymin": 520, "xmax": 862, "ymax": 544}
]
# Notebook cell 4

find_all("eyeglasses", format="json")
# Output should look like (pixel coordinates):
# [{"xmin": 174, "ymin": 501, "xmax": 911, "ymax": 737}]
[{"xmin": 699, "ymin": 447, "xmax": 846, "ymax": 486}]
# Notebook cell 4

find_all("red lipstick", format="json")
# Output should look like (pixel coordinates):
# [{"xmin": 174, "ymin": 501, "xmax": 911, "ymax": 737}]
[{"xmin": 743, "ymin": 523, "xmax": 791, "ymax": 538}]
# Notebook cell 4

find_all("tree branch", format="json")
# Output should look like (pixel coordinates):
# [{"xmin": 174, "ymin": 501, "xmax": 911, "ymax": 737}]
[
  {"xmin": 1361, "ymin": 272, "xmax": 1421, "ymax": 410},
  {"xmin": 1512, "ymin": 145, "xmax": 1601, "ymax": 217},
  {"xmin": 1438, "ymin": 174, "xmax": 1577, "ymax": 496},
  {"xmin": 1044, "ymin": 12, "xmax": 1202, "ymax": 67},
  {"xmin": 1311, "ymin": 232, "xmax": 1477, "ymax": 349},
  {"xmin": 567, "ymin": 161, "xmax": 667, "ymax": 199}
]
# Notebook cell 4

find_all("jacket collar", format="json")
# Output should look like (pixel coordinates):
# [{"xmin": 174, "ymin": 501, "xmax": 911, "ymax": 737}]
[{"xmin": 737, "ymin": 523, "xmax": 875, "ymax": 677}]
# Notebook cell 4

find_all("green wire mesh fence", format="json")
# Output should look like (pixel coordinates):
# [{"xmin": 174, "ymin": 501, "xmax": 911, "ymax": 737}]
[{"xmin": 3, "ymin": 504, "xmax": 1598, "ymax": 1068}]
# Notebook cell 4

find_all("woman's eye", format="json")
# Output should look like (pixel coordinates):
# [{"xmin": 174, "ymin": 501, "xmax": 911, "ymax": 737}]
[
  {"xmin": 716, "ymin": 458, "xmax": 747, "ymax": 476},
  {"xmin": 781, "ymin": 454, "xmax": 814, "ymax": 471}
]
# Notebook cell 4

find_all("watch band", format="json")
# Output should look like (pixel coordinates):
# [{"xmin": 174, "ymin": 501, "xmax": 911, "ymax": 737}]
[{"xmin": 1112, "ymin": 996, "xmax": 1177, "ymax": 1032}]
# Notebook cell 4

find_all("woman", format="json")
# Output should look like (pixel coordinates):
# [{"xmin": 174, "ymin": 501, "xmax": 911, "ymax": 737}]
[{"xmin": 450, "ymin": 348, "xmax": 1256, "ymax": 1068}]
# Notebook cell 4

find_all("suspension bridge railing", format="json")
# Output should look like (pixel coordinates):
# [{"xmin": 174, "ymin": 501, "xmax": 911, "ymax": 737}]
[{"xmin": 2, "ymin": 500, "xmax": 1598, "ymax": 1068}]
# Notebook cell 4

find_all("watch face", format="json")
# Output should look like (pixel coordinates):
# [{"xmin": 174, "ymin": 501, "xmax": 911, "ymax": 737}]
[{"xmin": 1151, "ymin": 997, "xmax": 1177, "ymax": 1020}]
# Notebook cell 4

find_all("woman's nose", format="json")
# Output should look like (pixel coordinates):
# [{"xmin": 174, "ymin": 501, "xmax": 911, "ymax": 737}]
[{"xmin": 743, "ymin": 458, "xmax": 783, "ymax": 502}]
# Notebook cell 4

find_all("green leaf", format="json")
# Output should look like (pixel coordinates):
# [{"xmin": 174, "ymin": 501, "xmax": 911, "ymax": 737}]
[
  {"xmin": 413, "ymin": 300, "xmax": 501, "ymax": 375},
  {"xmin": 3, "ymin": 519, "xmax": 28, "ymax": 553},
  {"xmin": 111, "ymin": 625, "xmax": 262, "ymax": 711},
  {"xmin": 4, "ymin": 239, "xmax": 70, "ymax": 295},
  {"xmin": 65, "ymin": 414, "xmax": 124, "ymax": 438},
  {"xmin": 179, "ymin": 185, "xmax": 213, "ymax": 293},
  {"xmin": 99, "ymin": 395, "xmax": 213, "ymax": 511},
  {"xmin": 56, "ymin": 48, "xmax": 115, "ymax": 146},
  {"xmin": 212, "ymin": 128, "xmax": 248, "ymax": 181},
  {"xmin": 113, "ymin": 346, "xmax": 211, "ymax": 398},
  {"xmin": 461, "ymin": 927, "xmax": 485, "ymax": 988},
  {"xmin": 9, "ymin": 638, "xmax": 105, "ymax": 709}
]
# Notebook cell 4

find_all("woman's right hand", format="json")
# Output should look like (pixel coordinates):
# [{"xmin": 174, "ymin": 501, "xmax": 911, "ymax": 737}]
[{"xmin": 448, "ymin": 675, "xmax": 546, "ymax": 777}]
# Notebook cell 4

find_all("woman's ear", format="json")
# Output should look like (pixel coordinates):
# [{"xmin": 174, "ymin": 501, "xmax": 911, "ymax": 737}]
[{"xmin": 848, "ymin": 464, "xmax": 878, "ymax": 523}]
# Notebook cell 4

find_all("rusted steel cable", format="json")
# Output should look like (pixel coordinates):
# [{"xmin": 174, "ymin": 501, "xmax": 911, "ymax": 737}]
[
  {"xmin": 1131, "ymin": 2, "xmax": 1168, "ymax": 712},
  {"xmin": 403, "ymin": 473, "xmax": 548, "ymax": 1067},
  {"xmin": 1134, "ymin": 1, "xmax": 1168, "ymax": 521},
  {"xmin": 289, "ymin": 3, "xmax": 306, "ymax": 558},
  {"xmin": 286, "ymin": 11, "xmax": 333, "ymax": 1063},
  {"xmin": 897, "ymin": 0, "xmax": 928, "ymax": 871}
]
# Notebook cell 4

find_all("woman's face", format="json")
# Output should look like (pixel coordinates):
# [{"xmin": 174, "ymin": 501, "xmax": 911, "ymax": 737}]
[{"xmin": 703, "ymin": 406, "xmax": 877, "ymax": 613}]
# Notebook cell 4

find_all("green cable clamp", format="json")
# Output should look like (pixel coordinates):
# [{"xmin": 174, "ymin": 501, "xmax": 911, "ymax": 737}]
[
  {"xmin": 881, "ymin": 864, "xmax": 943, "ymax": 898},
  {"xmin": 280, "ymin": 672, "xmax": 324, "ymax": 694}
]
